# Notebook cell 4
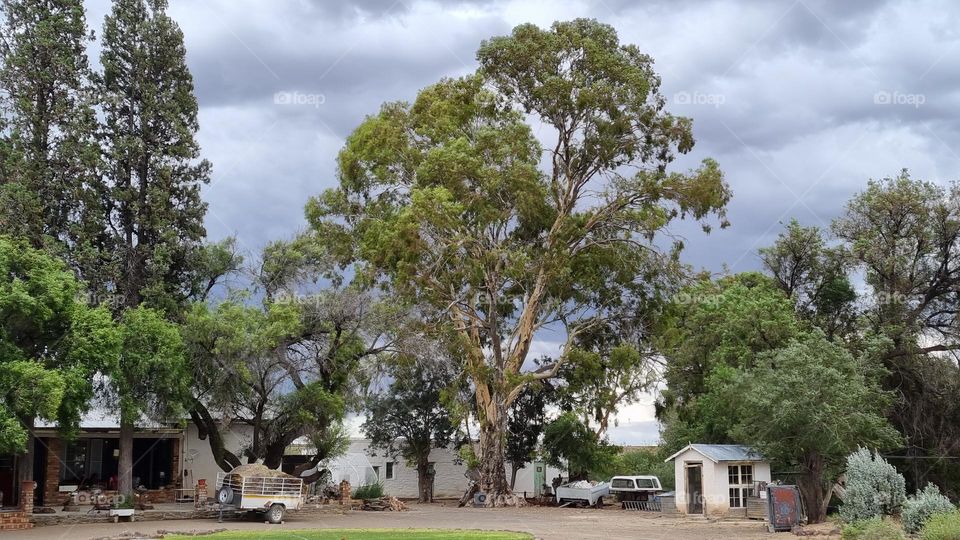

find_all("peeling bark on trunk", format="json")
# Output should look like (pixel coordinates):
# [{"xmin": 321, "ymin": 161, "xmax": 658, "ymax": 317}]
[{"xmin": 475, "ymin": 404, "xmax": 525, "ymax": 507}]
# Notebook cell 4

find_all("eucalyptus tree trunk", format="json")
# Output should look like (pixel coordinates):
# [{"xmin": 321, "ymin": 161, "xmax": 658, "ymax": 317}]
[{"xmin": 474, "ymin": 385, "xmax": 524, "ymax": 507}]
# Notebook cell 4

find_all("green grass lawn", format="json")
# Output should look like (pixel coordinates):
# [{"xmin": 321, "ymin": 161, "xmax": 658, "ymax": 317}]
[{"xmin": 164, "ymin": 529, "xmax": 533, "ymax": 540}]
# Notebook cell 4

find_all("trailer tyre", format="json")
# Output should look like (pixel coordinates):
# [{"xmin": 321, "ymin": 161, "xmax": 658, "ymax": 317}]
[
  {"xmin": 216, "ymin": 486, "xmax": 234, "ymax": 505},
  {"xmin": 267, "ymin": 503, "xmax": 284, "ymax": 524}
]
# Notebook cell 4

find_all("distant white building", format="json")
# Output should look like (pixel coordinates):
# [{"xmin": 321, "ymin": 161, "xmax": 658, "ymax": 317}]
[
  {"xmin": 297, "ymin": 438, "xmax": 564, "ymax": 499},
  {"xmin": 665, "ymin": 444, "xmax": 771, "ymax": 517}
]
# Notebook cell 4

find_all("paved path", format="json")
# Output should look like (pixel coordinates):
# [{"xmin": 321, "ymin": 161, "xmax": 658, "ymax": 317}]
[{"xmin": 6, "ymin": 504, "xmax": 779, "ymax": 540}]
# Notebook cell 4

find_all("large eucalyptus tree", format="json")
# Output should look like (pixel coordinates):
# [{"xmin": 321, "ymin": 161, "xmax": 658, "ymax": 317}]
[{"xmin": 309, "ymin": 19, "xmax": 730, "ymax": 504}]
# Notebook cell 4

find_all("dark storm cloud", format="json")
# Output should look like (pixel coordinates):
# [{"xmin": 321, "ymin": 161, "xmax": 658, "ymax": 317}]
[
  {"xmin": 80, "ymin": 0, "xmax": 960, "ymax": 287},
  {"xmin": 80, "ymin": 0, "xmax": 960, "ymax": 442}
]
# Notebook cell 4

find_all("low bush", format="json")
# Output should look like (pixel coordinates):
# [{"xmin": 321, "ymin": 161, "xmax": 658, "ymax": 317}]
[
  {"xmin": 353, "ymin": 482, "xmax": 385, "ymax": 500},
  {"xmin": 840, "ymin": 447, "xmax": 907, "ymax": 522},
  {"xmin": 903, "ymin": 484, "xmax": 956, "ymax": 534},
  {"xmin": 841, "ymin": 517, "xmax": 905, "ymax": 540},
  {"xmin": 921, "ymin": 511, "xmax": 960, "ymax": 540}
]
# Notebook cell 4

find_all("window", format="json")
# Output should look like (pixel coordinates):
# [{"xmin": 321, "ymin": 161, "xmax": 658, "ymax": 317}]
[
  {"xmin": 727, "ymin": 465, "xmax": 754, "ymax": 508},
  {"xmin": 636, "ymin": 478, "xmax": 656, "ymax": 489},
  {"xmin": 372, "ymin": 466, "xmax": 380, "ymax": 480},
  {"xmin": 386, "ymin": 461, "xmax": 394, "ymax": 480},
  {"xmin": 61, "ymin": 440, "xmax": 89, "ymax": 484}
]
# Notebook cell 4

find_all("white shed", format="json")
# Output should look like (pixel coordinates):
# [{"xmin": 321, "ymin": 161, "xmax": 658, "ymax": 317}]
[{"xmin": 665, "ymin": 444, "xmax": 771, "ymax": 517}]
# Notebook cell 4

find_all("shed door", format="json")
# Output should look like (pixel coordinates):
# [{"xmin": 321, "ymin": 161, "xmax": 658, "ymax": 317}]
[{"xmin": 686, "ymin": 464, "xmax": 703, "ymax": 514}]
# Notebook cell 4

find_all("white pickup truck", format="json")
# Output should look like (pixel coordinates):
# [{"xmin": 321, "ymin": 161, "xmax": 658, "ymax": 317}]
[
  {"xmin": 609, "ymin": 475, "xmax": 663, "ymax": 510},
  {"xmin": 555, "ymin": 480, "xmax": 610, "ymax": 508}
]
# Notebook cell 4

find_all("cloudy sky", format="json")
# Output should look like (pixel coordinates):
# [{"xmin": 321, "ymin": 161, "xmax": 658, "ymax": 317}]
[{"xmin": 82, "ymin": 0, "xmax": 960, "ymax": 444}]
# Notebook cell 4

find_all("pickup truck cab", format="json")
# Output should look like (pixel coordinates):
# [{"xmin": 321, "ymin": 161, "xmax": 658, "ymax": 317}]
[{"xmin": 608, "ymin": 475, "xmax": 662, "ymax": 506}]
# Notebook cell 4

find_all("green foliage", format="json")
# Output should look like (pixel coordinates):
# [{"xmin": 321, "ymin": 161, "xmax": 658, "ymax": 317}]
[
  {"xmin": 591, "ymin": 448, "xmax": 675, "ymax": 489},
  {"xmin": 363, "ymin": 362, "xmax": 456, "ymax": 468},
  {"xmin": 841, "ymin": 448, "xmax": 907, "ymax": 523},
  {"xmin": 542, "ymin": 412, "xmax": 618, "ymax": 480},
  {"xmin": 921, "ymin": 511, "xmax": 960, "ymax": 540},
  {"xmin": 833, "ymin": 172, "xmax": 960, "ymax": 494},
  {"xmin": 556, "ymin": 343, "xmax": 657, "ymax": 438},
  {"xmin": 0, "ymin": 0, "xmax": 101, "ymax": 252},
  {"xmin": 759, "ymin": 219, "xmax": 856, "ymax": 340},
  {"xmin": 114, "ymin": 306, "xmax": 190, "ymax": 424},
  {"xmin": 841, "ymin": 518, "xmax": 906, "ymax": 540},
  {"xmin": 658, "ymin": 272, "xmax": 802, "ymax": 449},
  {"xmin": 730, "ymin": 332, "xmax": 900, "ymax": 499},
  {"xmin": 506, "ymin": 379, "xmax": 553, "ymax": 484},
  {"xmin": 97, "ymin": 0, "xmax": 211, "ymax": 312},
  {"xmin": 903, "ymin": 484, "xmax": 956, "ymax": 534},
  {"xmin": 309, "ymin": 19, "xmax": 730, "ymax": 493},
  {"xmin": 353, "ymin": 482, "xmax": 385, "ymax": 500},
  {"xmin": 0, "ymin": 236, "xmax": 120, "ymax": 453},
  {"xmin": 182, "ymin": 238, "xmax": 400, "ymax": 474}
]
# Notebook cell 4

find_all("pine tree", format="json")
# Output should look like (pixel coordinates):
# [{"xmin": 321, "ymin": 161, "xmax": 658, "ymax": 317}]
[
  {"xmin": 0, "ymin": 0, "xmax": 104, "ymax": 491},
  {"xmin": 0, "ymin": 0, "xmax": 102, "ymax": 262},
  {"xmin": 98, "ymin": 0, "xmax": 210, "ymax": 498},
  {"xmin": 99, "ymin": 0, "xmax": 210, "ymax": 314}
]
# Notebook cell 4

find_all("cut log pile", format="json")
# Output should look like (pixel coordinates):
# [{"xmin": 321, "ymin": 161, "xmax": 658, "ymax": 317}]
[{"xmin": 360, "ymin": 497, "xmax": 408, "ymax": 511}]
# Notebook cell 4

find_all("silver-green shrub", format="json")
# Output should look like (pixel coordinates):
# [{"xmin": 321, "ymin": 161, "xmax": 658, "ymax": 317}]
[
  {"xmin": 903, "ymin": 484, "xmax": 956, "ymax": 534},
  {"xmin": 839, "ymin": 447, "xmax": 907, "ymax": 522}
]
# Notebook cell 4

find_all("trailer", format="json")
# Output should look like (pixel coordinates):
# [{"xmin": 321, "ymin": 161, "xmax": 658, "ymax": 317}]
[
  {"xmin": 215, "ymin": 466, "xmax": 304, "ymax": 524},
  {"xmin": 555, "ymin": 480, "xmax": 610, "ymax": 508}
]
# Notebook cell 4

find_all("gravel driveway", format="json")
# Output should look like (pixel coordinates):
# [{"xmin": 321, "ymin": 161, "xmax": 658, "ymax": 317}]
[{"xmin": 4, "ymin": 503, "xmax": 780, "ymax": 540}]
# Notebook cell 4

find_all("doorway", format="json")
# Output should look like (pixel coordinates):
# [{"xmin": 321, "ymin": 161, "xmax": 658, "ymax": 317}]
[{"xmin": 686, "ymin": 463, "xmax": 703, "ymax": 514}]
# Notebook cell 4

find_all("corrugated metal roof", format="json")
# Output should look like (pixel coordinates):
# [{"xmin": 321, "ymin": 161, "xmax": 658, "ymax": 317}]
[{"xmin": 665, "ymin": 444, "xmax": 765, "ymax": 463}]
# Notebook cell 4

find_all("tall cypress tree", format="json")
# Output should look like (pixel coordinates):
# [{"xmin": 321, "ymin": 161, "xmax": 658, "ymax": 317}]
[
  {"xmin": 98, "ymin": 0, "xmax": 210, "ymax": 498},
  {"xmin": 0, "ymin": 0, "xmax": 102, "ymax": 262}
]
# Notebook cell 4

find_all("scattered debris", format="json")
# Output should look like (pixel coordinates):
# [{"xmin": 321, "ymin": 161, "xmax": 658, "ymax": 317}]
[{"xmin": 361, "ymin": 496, "xmax": 408, "ymax": 511}]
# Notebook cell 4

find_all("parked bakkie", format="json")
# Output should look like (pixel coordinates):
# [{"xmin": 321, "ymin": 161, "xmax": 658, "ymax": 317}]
[{"xmin": 608, "ymin": 476, "xmax": 663, "ymax": 508}]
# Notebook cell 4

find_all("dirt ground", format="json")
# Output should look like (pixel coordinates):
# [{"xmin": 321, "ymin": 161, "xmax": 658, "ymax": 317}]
[{"xmin": 4, "ymin": 503, "xmax": 806, "ymax": 540}]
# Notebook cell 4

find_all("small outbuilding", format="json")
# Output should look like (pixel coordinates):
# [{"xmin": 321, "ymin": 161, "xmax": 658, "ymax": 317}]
[{"xmin": 665, "ymin": 444, "xmax": 771, "ymax": 517}]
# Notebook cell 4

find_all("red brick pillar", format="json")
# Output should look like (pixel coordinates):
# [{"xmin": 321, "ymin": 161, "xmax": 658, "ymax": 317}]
[
  {"xmin": 20, "ymin": 481, "xmax": 34, "ymax": 514},
  {"xmin": 43, "ymin": 438, "xmax": 62, "ymax": 506},
  {"xmin": 339, "ymin": 480, "xmax": 351, "ymax": 503}
]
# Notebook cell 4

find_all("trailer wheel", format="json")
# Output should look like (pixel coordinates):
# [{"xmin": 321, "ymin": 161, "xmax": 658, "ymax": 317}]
[
  {"xmin": 594, "ymin": 497, "xmax": 604, "ymax": 509},
  {"xmin": 267, "ymin": 503, "xmax": 284, "ymax": 524},
  {"xmin": 216, "ymin": 486, "xmax": 234, "ymax": 505}
]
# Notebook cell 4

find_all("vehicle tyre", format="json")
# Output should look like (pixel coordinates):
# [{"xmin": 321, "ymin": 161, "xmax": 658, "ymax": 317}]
[
  {"xmin": 267, "ymin": 503, "xmax": 284, "ymax": 524},
  {"xmin": 594, "ymin": 497, "xmax": 604, "ymax": 509},
  {"xmin": 216, "ymin": 486, "xmax": 234, "ymax": 505}
]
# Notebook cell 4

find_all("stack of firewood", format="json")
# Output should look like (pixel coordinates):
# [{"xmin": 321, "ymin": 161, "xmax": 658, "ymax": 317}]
[{"xmin": 361, "ymin": 496, "xmax": 408, "ymax": 511}]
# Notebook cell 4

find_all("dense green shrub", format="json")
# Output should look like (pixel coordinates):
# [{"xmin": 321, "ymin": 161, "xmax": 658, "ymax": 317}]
[
  {"xmin": 353, "ymin": 483, "xmax": 385, "ymax": 500},
  {"xmin": 921, "ymin": 511, "xmax": 960, "ymax": 540},
  {"xmin": 840, "ymin": 517, "xmax": 905, "ymax": 540},
  {"xmin": 840, "ymin": 448, "xmax": 907, "ymax": 522},
  {"xmin": 903, "ymin": 484, "xmax": 956, "ymax": 534},
  {"xmin": 589, "ymin": 449, "xmax": 675, "ymax": 490}
]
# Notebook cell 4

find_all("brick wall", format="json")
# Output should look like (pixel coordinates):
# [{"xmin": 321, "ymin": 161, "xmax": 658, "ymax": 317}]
[
  {"xmin": 43, "ymin": 438, "xmax": 63, "ymax": 506},
  {"xmin": 0, "ymin": 481, "xmax": 35, "ymax": 530}
]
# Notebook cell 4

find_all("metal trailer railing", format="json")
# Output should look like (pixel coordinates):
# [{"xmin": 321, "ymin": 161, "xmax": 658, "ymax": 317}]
[
  {"xmin": 623, "ymin": 499, "xmax": 662, "ymax": 511},
  {"xmin": 216, "ymin": 473, "xmax": 304, "ymax": 499}
]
